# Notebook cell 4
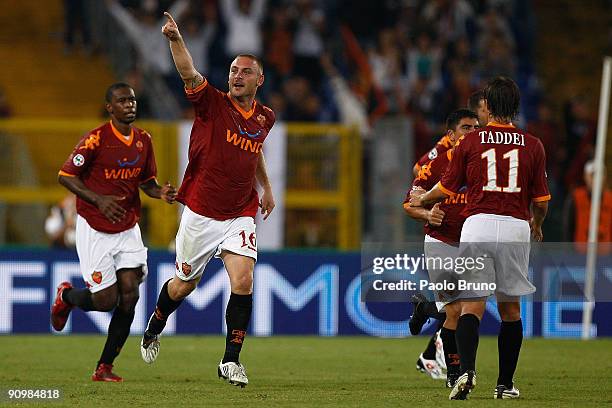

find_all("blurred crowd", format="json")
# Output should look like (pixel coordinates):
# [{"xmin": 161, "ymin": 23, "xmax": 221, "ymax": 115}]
[{"xmin": 54, "ymin": 0, "xmax": 607, "ymax": 243}]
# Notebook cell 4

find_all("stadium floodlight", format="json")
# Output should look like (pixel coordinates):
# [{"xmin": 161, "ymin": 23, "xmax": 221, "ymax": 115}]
[{"xmin": 582, "ymin": 56, "xmax": 612, "ymax": 340}]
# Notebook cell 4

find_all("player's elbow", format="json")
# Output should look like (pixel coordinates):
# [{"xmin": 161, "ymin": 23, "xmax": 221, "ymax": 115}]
[
  {"xmin": 58, "ymin": 174, "xmax": 68, "ymax": 187},
  {"xmin": 532, "ymin": 200, "xmax": 549, "ymax": 220},
  {"xmin": 403, "ymin": 203, "xmax": 422, "ymax": 221},
  {"xmin": 533, "ymin": 200, "xmax": 549, "ymax": 212}
]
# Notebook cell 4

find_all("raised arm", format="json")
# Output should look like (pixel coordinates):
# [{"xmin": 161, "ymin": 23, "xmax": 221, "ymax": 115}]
[
  {"xmin": 161, "ymin": 12, "xmax": 204, "ymax": 89},
  {"xmin": 256, "ymin": 150, "xmax": 275, "ymax": 220}
]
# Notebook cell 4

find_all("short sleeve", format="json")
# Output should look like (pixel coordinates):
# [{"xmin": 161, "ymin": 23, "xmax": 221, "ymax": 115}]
[
  {"xmin": 532, "ymin": 140, "xmax": 551, "ymax": 202},
  {"xmin": 185, "ymin": 79, "xmax": 223, "ymax": 121},
  {"xmin": 416, "ymin": 148, "xmax": 436, "ymax": 167},
  {"xmin": 439, "ymin": 138, "xmax": 467, "ymax": 195},
  {"xmin": 413, "ymin": 162, "xmax": 435, "ymax": 191},
  {"xmin": 59, "ymin": 130, "xmax": 100, "ymax": 177}
]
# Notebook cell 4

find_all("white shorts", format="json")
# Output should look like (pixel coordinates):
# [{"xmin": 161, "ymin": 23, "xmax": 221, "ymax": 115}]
[
  {"xmin": 174, "ymin": 206, "xmax": 257, "ymax": 281},
  {"xmin": 458, "ymin": 213, "xmax": 535, "ymax": 299},
  {"xmin": 424, "ymin": 234, "xmax": 460, "ymax": 312},
  {"xmin": 75, "ymin": 215, "xmax": 148, "ymax": 293}
]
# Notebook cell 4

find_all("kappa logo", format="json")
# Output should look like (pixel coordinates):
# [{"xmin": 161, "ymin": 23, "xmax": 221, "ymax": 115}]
[
  {"xmin": 79, "ymin": 131, "xmax": 101, "ymax": 150},
  {"xmin": 181, "ymin": 262, "xmax": 192, "ymax": 277},
  {"xmin": 73, "ymin": 153, "xmax": 85, "ymax": 167},
  {"xmin": 91, "ymin": 271, "xmax": 102, "ymax": 284}
]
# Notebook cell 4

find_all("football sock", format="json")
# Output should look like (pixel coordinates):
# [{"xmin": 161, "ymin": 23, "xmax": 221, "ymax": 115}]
[
  {"xmin": 146, "ymin": 279, "xmax": 183, "ymax": 336},
  {"xmin": 222, "ymin": 293, "xmax": 252, "ymax": 364},
  {"xmin": 497, "ymin": 319, "xmax": 523, "ymax": 387},
  {"xmin": 422, "ymin": 301, "xmax": 446, "ymax": 321},
  {"xmin": 422, "ymin": 331, "xmax": 438, "ymax": 360},
  {"xmin": 455, "ymin": 314, "xmax": 480, "ymax": 373},
  {"xmin": 62, "ymin": 287, "xmax": 95, "ymax": 311},
  {"xmin": 422, "ymin": 320, "xmax": 443, "ymax": 360},
  {"xmin": 98, "ymin": 307, "xmax": 135, "ymax": 365},
  {"xmin": 440, "ymin": 327, "xmax": 460, "ymax": 375}
]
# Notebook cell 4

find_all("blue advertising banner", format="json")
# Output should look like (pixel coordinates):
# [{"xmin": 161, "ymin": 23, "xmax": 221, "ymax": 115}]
[{"xmin": 0, "ymin": 249, "xmax": 610, "ymax": 337}]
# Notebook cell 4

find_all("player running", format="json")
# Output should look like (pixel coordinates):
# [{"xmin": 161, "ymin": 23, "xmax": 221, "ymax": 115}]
[
  {"xmin": 51, "ymin": 83, "xmax": 177, "ymax": 382},
  {"xmin": 139, "ymin": 12, "xmax": 276, "ymax": 388}
]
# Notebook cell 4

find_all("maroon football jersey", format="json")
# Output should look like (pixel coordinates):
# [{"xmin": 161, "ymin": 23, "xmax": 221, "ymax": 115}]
[
  {"xmin": 406, "ymin": 149, "xmax": 467, "ymax": 244},
  {"xmin": 415, "ymin": 134, "xmax": 453, "ymax": 169},
  {"xmin": 177, "ymin": 79, "xmax": 276, "ymax": 220},
  {"xmin": 439, "ymin": 123, "xmax": 551, "ymax": 221},
  {"xmin": 59, "ymin": 121, "xmax": 157, "ymax": 233}
]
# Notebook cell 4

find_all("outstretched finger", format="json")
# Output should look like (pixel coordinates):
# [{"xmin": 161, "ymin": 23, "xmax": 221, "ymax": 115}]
[{"xmin": 163, "ymin": 11, "xmax": 176, "ymax": 24}]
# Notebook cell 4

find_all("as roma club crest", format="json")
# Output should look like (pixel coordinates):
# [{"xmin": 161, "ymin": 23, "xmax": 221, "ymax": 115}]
[
  {"xmin": 256, "ymin": 114, "xmax": 266, "ymax": 126},
  {"xmin": 136, "ymin": 140, "xmax": 144, "ymax": 152},
  {"xmin": 91, "ymin": 271, "xmax": 102, "ymax": 284},
  {"xmin": 181, "ymin": 262, "xmax": 192, "ymax": 277}
]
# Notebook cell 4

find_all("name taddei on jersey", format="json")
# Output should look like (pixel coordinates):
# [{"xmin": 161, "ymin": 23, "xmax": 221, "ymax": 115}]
[{"xmin": 479, "ymin": 130, "xmax": 525, "ymax": 146}]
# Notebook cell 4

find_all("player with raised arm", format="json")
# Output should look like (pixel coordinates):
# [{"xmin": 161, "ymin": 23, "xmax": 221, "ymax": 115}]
[
  {"xmin": 404, "ymin": 109, "xmax": 479, "ymax": 387},
  {"xmin": 51, "ymin": 83, "xmax": 177, "ymax": 382},
  {"xmin": 410, "ymin": 77, "xmax": 550, "ymax": 400},
  {"xmin": 140, "ymin": 12, "xmax": 276, "ymax": 388}
]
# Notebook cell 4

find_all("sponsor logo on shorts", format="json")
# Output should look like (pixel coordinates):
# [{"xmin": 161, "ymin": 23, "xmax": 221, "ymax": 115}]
[
  {"xmin": 181, "ymin": 262, "xmax": 192, "ymax": 277},
  {"xmin": 91, "ymin": 271, "xmax": 102, "ymax": 284}
]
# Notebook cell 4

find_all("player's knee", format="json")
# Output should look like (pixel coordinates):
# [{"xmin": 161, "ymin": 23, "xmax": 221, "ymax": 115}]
[
  {"xmin": 169, "ymin": 277, "xmax": 197, "ymax": 300},
  {"xmin": 460, "ymin": 300, "xmax": 485, "ymax": 319},
  {"xmin": 119, "ymin": 289, "xmax": 140, "ymax": 312},
  {"xmin": 231, "ymin": 272, "xmax": 253, "ymax": 295},
  {"xmin": 444, "ymin": 310, "xmax": 459, "ymax": 326},
  {"xmin": 93, "ymin": 293, "xmax": 118, "ymax": 312},
  {"xmin": 498, "ymin": 302, "xmax": 521, "ymax": 321}
]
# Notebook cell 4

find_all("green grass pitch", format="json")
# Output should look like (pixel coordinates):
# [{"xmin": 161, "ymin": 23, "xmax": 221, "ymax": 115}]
[{"xmin": 0, "ymin": 335, "xmax": 611, "ymax": 407}]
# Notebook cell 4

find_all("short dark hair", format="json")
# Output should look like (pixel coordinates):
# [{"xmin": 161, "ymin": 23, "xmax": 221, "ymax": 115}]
[
  {"xmin": 446, "ymin": 109, "xmax": 478, "ymax": 131},
  {"xmin": 235, "ymin": 54, "xmax": 264, "ymax": 74},
  {"xmin": 105, "ymin": 82, "xmax": 132, "ymax": 103},
  {"xmin": 467, "ymin": 89, "xmax": 485, "ymax": 112},
  {"xmin": 484, "ymin": 76, "xmax": 520, "ymax": 120}
]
